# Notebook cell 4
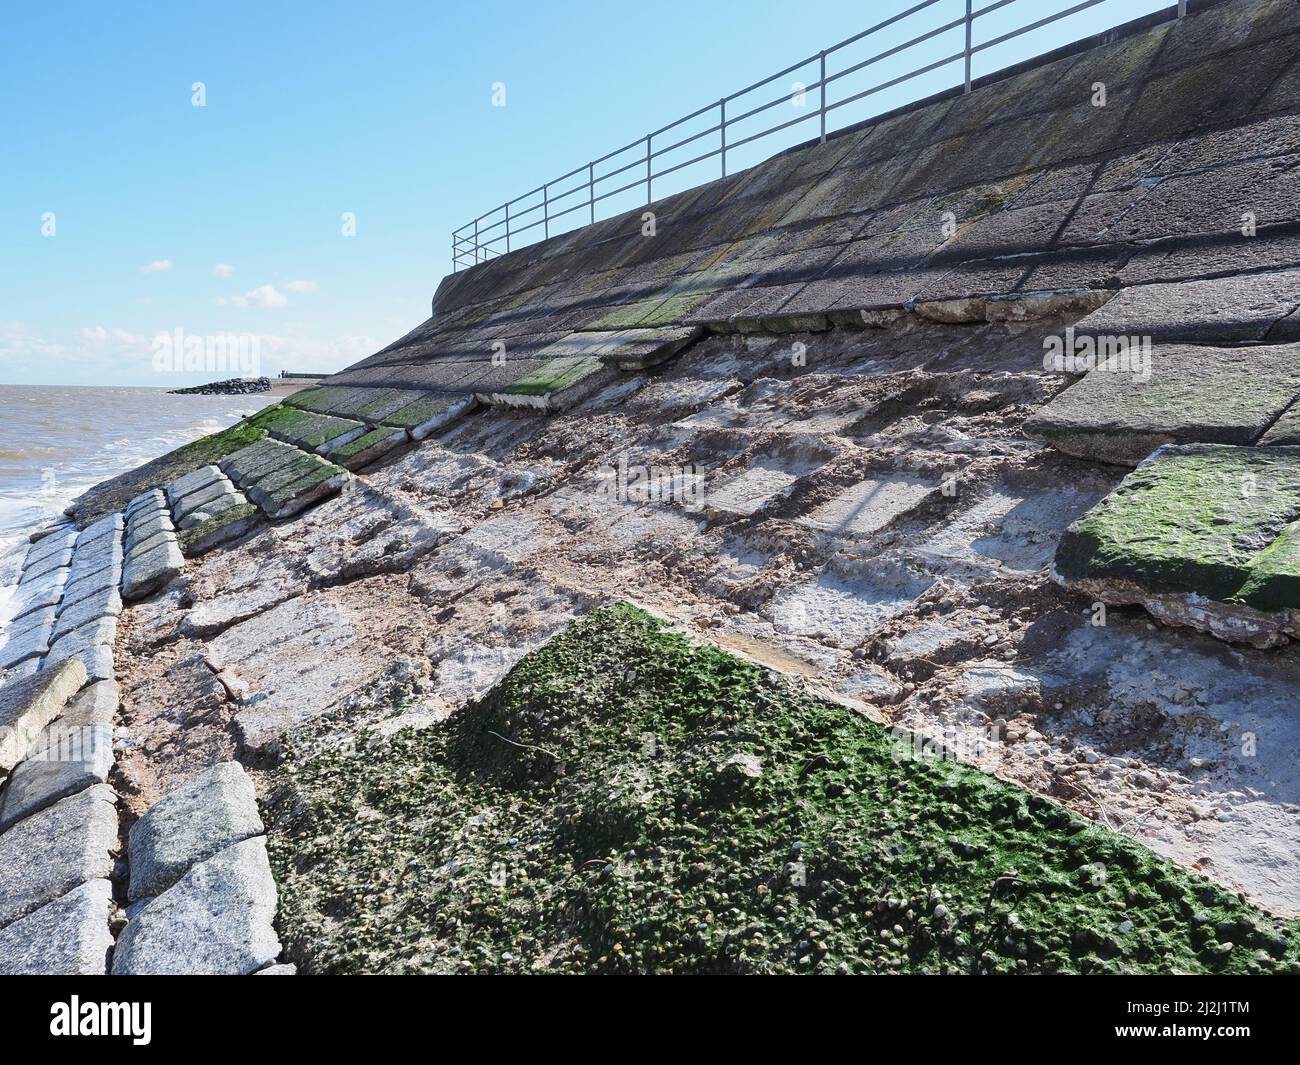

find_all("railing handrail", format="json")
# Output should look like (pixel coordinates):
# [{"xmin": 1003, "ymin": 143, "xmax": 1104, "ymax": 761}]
[{"xmin": 452, "ymin": 0, "xmax": 1185, "ymax": 270}]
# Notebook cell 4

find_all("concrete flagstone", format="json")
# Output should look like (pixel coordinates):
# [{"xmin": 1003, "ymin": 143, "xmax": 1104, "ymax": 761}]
[
  {"xmin": 1026, "ymin": 342, "xmax": 1300, "ymax": 465},
  {"xmin": 112, "ymin": 837, "xmax": 281, "ymax": 975},
  {"xmin": 0, "ymin": 722, "xmax": 113, "ymax": 832},
  {"xmin": 0, "ymin": 879, "xmax": 113, "ymax": 975},
  {"xmin": 0, "ymin": 659, "xmax": 86, "ymax": 773},
  {"xmin": 0, "ymin": 783, "xmax": 117, "ymax": 929},
  {"xmin": 127, "ymin": 761, "xmax": 264, "ymax": 900}
]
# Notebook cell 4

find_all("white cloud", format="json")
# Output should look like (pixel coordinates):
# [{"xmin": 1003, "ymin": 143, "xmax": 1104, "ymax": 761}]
[
  {"xmin": 285, "ymin": 280, "xmax": 319, "ymax": 293},
  {"xmin": 212, "ymin": 263, "xmax": 234, "ymax": 278},
  {"xmin": 245, "ymin": 284, "xmax": 287, "ymax": 308},
  {"xmin": 81, "ymin": 325, "xmax": 146, "ymax": 346},
  {"xmin": 141, "ymin": 259, "xmax": 173, "ymax": 273},
  {"xmin": 219, "ymin": 284, "xmax": 288, "ymax": 309}
]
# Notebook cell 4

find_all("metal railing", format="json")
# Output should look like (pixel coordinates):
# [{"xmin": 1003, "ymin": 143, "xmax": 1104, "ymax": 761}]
[{"xmin": 452, "ymin": 0, "xmax": 1186, "ymax": 271}]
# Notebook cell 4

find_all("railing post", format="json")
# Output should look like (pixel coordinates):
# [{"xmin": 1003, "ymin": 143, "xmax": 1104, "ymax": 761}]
[
  {"xmin": 646, "ymin": 134, "xmax": 653, "ymax": 205},
  {"xmin": 720, "ymin": 99, "xmax": 727, "ymax": 178},
  {"xmin": 505, "ymin": 203, "xmax": 511, "ymax": 253},
  {"xmin": 819, "ymin": 50, "xmax": 827, "ymax": 144},
  {"xmin": 964, "ymin": 0, "xmax": 973, "ymax": 93},
  {"xmin": 589, "ymin": 162, "xmax": 595, "ymax": 224},
  {"xmin": 1178, "ymin": 0, "xmax": 1187, "ymax": 15},
  {"xmin": 473, "ymin": 217, "xmax": 480, "ymax": 264},
  {"xmin": 543, "ymin": 184, "xmax": 549, "ymax": 240}
]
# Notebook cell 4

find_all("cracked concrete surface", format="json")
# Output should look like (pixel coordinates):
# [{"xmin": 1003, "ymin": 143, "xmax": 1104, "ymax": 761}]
[{"xmin": 108, "ymin": 312, "xmax": 1300, "ymax": 916}]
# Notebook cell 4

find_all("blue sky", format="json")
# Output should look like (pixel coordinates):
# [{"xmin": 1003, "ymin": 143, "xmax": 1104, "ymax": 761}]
[{"xmin": 0, "ymin": 0, "xmax": 1165, "ymax": 387}]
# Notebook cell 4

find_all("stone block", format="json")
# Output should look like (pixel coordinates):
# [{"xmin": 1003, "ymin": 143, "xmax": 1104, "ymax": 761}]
[
  {"xmin": 127, "ymin": 761, "xmax": 264, "ymax": 901},
  {"xmin": 0, "ymin": 783, "xmax": 117, "ymax": 929},
  {"xmin": 112, "ymin": 837, "xmax": 281, "ymax": 975}
]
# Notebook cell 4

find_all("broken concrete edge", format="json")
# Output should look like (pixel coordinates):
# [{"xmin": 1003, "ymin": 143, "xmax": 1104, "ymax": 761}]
[
  {"xmin": 695, "ymin": 287, "xmax": 1118, "ymax": 337},
  {"xmin": 1050, "ymin": 444, "xmax": 1300, "ymax": 644},
  {"xmin": 1050, "ymin": 567, "xmax": 1296, "ymax": 649}
]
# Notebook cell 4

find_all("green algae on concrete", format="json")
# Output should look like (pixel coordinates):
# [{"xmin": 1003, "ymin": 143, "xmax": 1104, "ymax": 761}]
[
  {"xmin": 264, "ymin": 603, "xmax": 1299, "ymax": 975},
  {"xmin": 178, "ymin": 502, "xmax": 260, "ymax": 558},
  {"xmin": 1237, "ymin": 520, "xmax": 1300, "ymax": 612},
  {"xmin": 489, "ymin": 356, "xmax": 613, "ymax": 413},
  {"xmin": 1056, "ymin": 444, "xmax": 1300, "ymax": 601},
  {"xmin": 379, "ymin": 392, "xmax": 475, "ymax": 439},
  {"xmin": 327, "ymin": 426, "xmax": 409, "ymax": 471}
]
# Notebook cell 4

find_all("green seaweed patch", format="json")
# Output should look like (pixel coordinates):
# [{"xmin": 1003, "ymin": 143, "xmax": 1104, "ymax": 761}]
[{"xmin": 263, "ymin": 603, "xmax": 1299, "ymax": 975}]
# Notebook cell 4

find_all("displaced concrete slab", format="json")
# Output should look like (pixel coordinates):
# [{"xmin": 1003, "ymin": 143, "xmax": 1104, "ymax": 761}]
[
  {"xmin": 247, "ymin": 460, "xmax": 349, "ymax": 519},
  {"xmin": 0, "ymin": 624, "xmax": 50, "ymax": 671},
  {"xmin": 219, "ymin": 439, "xmax": 305, "ymax": 484},
  {"xmin": 1055, "ymin": 444, "xmax": 1300, "ymax": 645},
  {"xmin": 11, "ymin": 567, "xmax": 68, "ymax": 621},
  {"xmin": 125, "ymin": 510, "xmax": 174, "ymax": 553},
  {"xmin": 59, "ymin": 679, "xmax": 120, "ymax": 729},
  {"xmin": 126, "ymin": 489, "xmax": 167, "ymax": 517},
  {"xmin": 262, "ymin": 407, "xmax": 368, "ymax": 453},
  {"xmin": 128, "ymin": 761, "xmax": 265, "ymax": 901},
  {"xmin": 122, "ymin": 537, "xmax": 184, "ymax": 601},
  {"xmin": 380, "ymin": 392, "xmax": 476, "ymax": 439},
  {"xmin": 1075, "ymin": 272, "xmax": 1300, "ymax": 342},
  {"xmin": 0, "ymin": 783, "xmax": 117, "ymax": 929},
  {"xmin": 24, "ymin": 530, "xmax": 76, "ymax": 571},
  {"xmin": 166, "ymin": 465, "xmax": 224, "ymax": 506},
  {"xmin": 52, "ymin": 587, "xmax": 123, "ymax": 643},
  {"xmin": 327, "ymin": 425, "xmax": 409, "ymax": 470},
  {"xmin": 1025, "ymin": 342, "xmax": 1300, "ymax": 465},
  {"xmin": 112, "ymin": 837, "xmax": 281, "ymax": 975},
  {"xmin": 0, "ymin": 659, "xmax": 86, "ymax": 774},
  {"xmin": 0, "ymin": 723, "xmax": 113, "ymax": 832},
  {"xmin": 484, "ymin": 357, "xmax": 616, "ymax": 414},
  {"xmin": 19, "ymin": 544, "xmax": 73, "ymax": 583},
  {"xmin": 1259, "ymin": 400, "xmax": 1300, "ymax": 446},
  {"xmin": 173, "ymin": 479, "xmax": 239, "ymax": 524},
  {"xmin": 0, "ymin": 879, "xmax": 113, "ymax": 975},
  {"xmin": 179, "ymin": 502, "xmax": 261, "ymax": 557}
]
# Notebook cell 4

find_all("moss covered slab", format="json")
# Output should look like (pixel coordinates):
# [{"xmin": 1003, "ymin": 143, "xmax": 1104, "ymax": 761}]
[
  {"xmin": 327, "ymin": 426, "xmax": 409, "ymax": 471},
  {"xmin": 1055, "ymin": 444, "xmax": 1300, "ymax": 644},
  {"xmin": 265, "ymin": 604, "xmax": 1300, "ymax": 975},
  {"xmin": 484, "ymin": 356, "xmax": 615, "ymax": 414},
  {"xmin": 258, "ymin": 407, "xmax": 367, "ymax": 454},
  {"xmin": 219, "ymin": 439, "xmax": 305, "ymax": 485},
  {"xmin": 1025, "ymin": 342, "xmax": 1300, "ymax": 466},
  {"xmin": 379, "ymin": 392, "xmax": 476, "ymax": 440}
]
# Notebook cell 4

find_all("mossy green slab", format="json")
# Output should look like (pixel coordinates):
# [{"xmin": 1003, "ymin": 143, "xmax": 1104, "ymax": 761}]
[
  {"xmin": 260, "ymin": 407, "xmax": 365, "ymax": 451},
  {"xmin": 178, "ymin": 502, "xmax": 260, "ymax": 557},
  {"xmin": 327, "ymin": 426, "xmax": 408, "ymax": 471},
  {"xmin": 1238, "ymin": 520, "xmax": 1300, "ymax": 611},
  {"xmin": 501, "ymin": 356, "xmax": 604, "ymax": 398},
  {"xmin": 379, "ymin": 392, "xmax": 475, "ymax": 438},
  {"xmin": 264, "ymin": 603, "xmax": 1300, "ymax": 975},
  {"xmin": 1055, "ymin": 444, "xmax": 1300, "ymax": 601}
]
